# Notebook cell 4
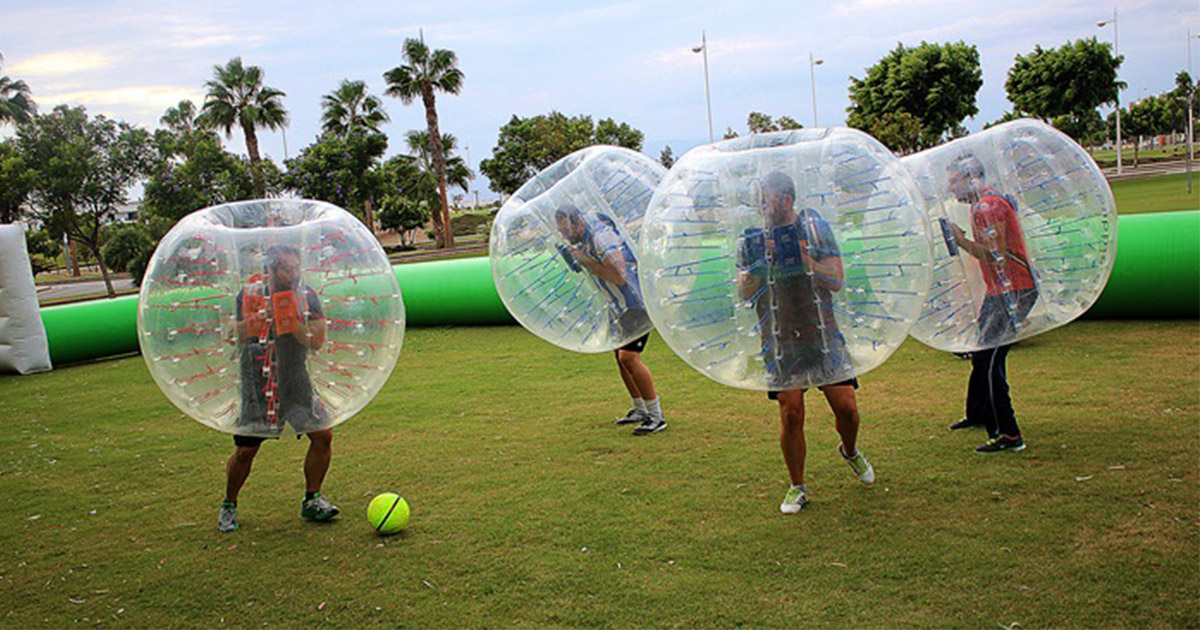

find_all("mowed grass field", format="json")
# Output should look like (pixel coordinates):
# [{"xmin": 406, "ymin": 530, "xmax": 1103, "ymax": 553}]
[
  {"xmin": 0, "ymin": 321, "xmax": 1196, "ymax": 627},
  {"xmin": 1111, "ymin": 173, "xmax": 1200, "ymax": 215}
]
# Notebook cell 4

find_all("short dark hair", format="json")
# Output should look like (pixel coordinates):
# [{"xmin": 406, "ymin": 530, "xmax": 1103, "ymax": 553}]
[
  {"xmin": 266, "ymin": 245, "xmax": 301, "ymax": 271},
  {"xmin": 763, "ymin": 171, "xmax": 795, "ymax": 199},
  {"xmin": 947, "ymin": 153, "xmax": 985, "ymax": 179},
  {"xmin": 554, "ymin": 204, "xmax": 582, "ymax": 223}
]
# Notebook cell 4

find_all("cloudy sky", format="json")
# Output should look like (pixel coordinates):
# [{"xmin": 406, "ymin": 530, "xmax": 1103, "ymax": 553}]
[{"xmin": 2, "ymin": 0, "xmax": 1195, "ymax": 198}]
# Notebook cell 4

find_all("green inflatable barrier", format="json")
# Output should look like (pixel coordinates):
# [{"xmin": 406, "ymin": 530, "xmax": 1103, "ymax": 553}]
[
  {"xmin": 1083, "ymin": 210, "xmax": 1200, "ymax": 319},
  {"xmin": 35, "ymin": 212, "xmax": 1199, "ymax": 365}
]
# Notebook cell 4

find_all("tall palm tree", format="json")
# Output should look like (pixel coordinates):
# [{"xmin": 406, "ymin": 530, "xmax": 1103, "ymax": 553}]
[
  {"xmin": 0, "ymin": 53, "xmax": 36, "ymax": 125},
  {"xmin": 198, "ymin": 57, "xmax": 287, "ymax": 195},
  {"xmin": 405, "ymin": 129, "xmax": 472, "ymax": 194},
  {"xmin": 383, "ymin": 37, "xmax": 464, "ymax": 248},
  {"xmin": 321, "ymin": 80, "xmax": 389, "ymax": 138},
  {"xmin": 160, "ymin": 99, "xmax": 198, "ymax": 133}
]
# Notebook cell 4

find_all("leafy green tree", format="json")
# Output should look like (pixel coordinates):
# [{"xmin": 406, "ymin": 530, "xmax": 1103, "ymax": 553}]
[
  {"xmin": 723, "ymin": 127, "xmax": 739, "ymax": 140},
  {"xmin": 747, "ymin": 112, "xmax": 777, "ymax": 133},
  {"xmin": 1051, "ymin": 110, "xmax": 1107, "ymax": 147},
  {"xmin": 983, "ymin": 111, "xmax": 1024, "ymax": 130},
  {"xmin": 376, "ymin": 155, "xmax": 432, "ymax": 247},
  {"xmin": 198, "ymin": 57, "xmax": 288, "ymax": 196},
  {"xmin": 100, "ymin": 224, "xmax": 154, "ymax": 285},
  {"xmin": 777, "ymin": 115, "xmax": 803, "ymax": 130},
  {"xmin": 0, "ymin": 53, "xmax": 36, "ymax": 126},
  {"xmin": 142, "ymin": 129, "xmax": 264, "ymax": 226},
  {"xmin": 659, "ymin": 145, "xmax": 675, "ymax": 169},
  {"xmin": 384, "ymin": 38, "xmax": 465, "ymax": 249},
  {"xmin": 863, "ymin": 111, "xmax": 925, "ymax": 155},
  {"xmin": 1005, "ymin": 38, "xmax": 1123, "ymax": 123},
  {"xmin": 0, "ymin": 140, "xmax": 33, "ymax": 223},
  {"xmin": 281, "ymin": 131, "xmax": 388, "ymax": 228},
  {"xmin": 595, "ymin": 118, "xmax": 644, "ymax": 148},
  {"xmin": 25, "ymin": 228, "xmax": 61, "ymax": 275},
  {"xmin": 321, "ymin": 79, "xmax": 389, "ymax": 138},
  {"xmin": 478, "ymin": 112, "xmax": 643, "ymax": 195},
  {"xmin": 18, "ymin": 105, "xmax": 154, "ymax": 296},
  {"xmin": 847, "ymin": 41, "xmax": 982, "ymax": 149}
]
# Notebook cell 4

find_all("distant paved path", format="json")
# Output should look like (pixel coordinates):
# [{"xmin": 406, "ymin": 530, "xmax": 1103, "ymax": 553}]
[
  {"xmin": 1103, "ymin": 159, "xmax": 1193, "ymax": 181},
  {"xmin": 38, "ymin": 278, "xmax": 135, "ymax": 304}
]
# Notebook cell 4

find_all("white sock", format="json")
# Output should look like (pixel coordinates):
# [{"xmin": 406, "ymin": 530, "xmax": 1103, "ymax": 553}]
[
  {"xmin": 791, "ymin": 483, "xmax": 806, "ymax": 493},
  {"xmin": 645, "ymin": 397, "xmax": 662, "ymax": 420},
  {"xmin": 632, "ymin": 397, "xmax": 646, "ymax": 412}
]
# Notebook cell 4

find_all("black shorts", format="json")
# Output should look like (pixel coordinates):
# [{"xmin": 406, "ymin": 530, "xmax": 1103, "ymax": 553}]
[
  {"xmin": 619, "ymin": 333, "xmax": 650, "ymax": 354},
  {"xmin": 767, "ymin": 378, "xmax": 859, "ymax": 400},
  {"xmin": 233, "ymin": 430, "xmax": 324, "ymax": 448}
]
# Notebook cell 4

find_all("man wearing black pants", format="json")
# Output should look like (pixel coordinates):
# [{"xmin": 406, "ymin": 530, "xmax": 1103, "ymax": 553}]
[{"xmin": 945, "ymin": 155, "xmax": 1038, "ymax": 453}]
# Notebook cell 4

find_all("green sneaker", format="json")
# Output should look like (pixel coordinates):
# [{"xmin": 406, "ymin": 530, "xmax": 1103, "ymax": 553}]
[
  {"xmin": 301, "ymin": 492, "xmax": 340, "ymax": 521},
  {"xmin": 218, "ymin": 500, "xmax": 238, "ymax": 533},
  {"xmin": 839, "ymin": 444, "xmax": 875, "ymax": 484},
  {"xmin": 780, "ymin": 485, "xmax": 808, "ymax": 514}
]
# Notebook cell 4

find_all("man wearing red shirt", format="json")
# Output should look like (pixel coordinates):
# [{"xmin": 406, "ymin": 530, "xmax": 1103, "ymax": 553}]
[{"xmin": 947, "ymin": 154, "xmax": 1038, "ymax": 453}]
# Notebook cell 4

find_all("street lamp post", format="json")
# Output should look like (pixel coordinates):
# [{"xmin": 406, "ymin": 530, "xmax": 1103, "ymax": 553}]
[
  {"xmin": 692, "ymin": 31, "xmax": 714, "ymax": 143},
  {"xmin": 809, "ymin": 52, "xmax": 824, "ymax": 127},
  {"xmin": 1098, "ymin": 9, "xmax": 1121, "ymax": 176},
  {"xmin": 1187, "ymin": 30, "xmax": 1199, "ymax": 193}
]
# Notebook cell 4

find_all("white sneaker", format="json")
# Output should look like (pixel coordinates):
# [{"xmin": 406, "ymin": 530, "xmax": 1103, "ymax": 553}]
[
  {"xmin": 780, "ymin": 485, "xmax": 808, "ymax": 514},
  {"xmin": 839, "ymin": 444, "xmax": 875, "ymax": 485}
]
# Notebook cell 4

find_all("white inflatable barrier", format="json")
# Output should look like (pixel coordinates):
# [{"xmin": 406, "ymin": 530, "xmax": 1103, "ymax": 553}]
[{"xmin": 0, "ymin": 224, "xmax": 52, "ymax": 375}]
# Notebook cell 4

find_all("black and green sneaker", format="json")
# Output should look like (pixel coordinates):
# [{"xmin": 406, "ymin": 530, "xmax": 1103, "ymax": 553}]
[
  {"xmin": 975, "ymin": 435, "xmax": 1026, "ymax": 453},
  {"xmin": 301, "ymin": 492, "xmax": 340, "ymax": 521},
  {"xmin": 218, "ymin": 500, "xmax": 238, "ymax": 532}
]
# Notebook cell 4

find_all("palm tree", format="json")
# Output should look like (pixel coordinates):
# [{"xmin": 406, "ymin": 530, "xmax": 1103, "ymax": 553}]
[
  {"xmin": 198, "ymin": 57, "xmax": 287, "ymax": 195},
  {"xmin": 321, "ymin": 80, "xmax": 389, "ymax": 138},
  {"xmin": 0, "ymin": 53, "xmax": 36, "ymax": 125},
  {"xmin": 383, "ymin": 37, "xmax": 464, "ymax": 248},
  {"xmin": 404, "ymin": 129, "xmax": 472, "ymax": 193},
  {"xmin": 160, "ymin": 100, "xmax": 198, "ymax": 133}
]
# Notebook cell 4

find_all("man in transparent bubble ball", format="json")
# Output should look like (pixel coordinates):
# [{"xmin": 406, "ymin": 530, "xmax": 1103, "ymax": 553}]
[
  {"xmin": 737, "ymin": 171, "xmax": 874, "ymax": 514},
  {"xmin": 554, "ymin": 204, "xmax": 666, "ymax": 436},
  {"xmin": 219, "ymin": 245, "xmax": 339, "ymax": 532},
  {"xmin": 945, "ymin": 154, "xmax": 1037, "ymax": 453}
]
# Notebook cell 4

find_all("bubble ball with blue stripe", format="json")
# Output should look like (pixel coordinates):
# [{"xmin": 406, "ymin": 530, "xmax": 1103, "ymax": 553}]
[
  {"xmin": 902, "ymin": 119, "xmax": 1117, "ymax": 353},
  {"xmin": 639, "ymin": 129, "xmax": 933, "ymax": 391},
  {"xmin": 489, "ymin": 146, "xmax": 666, "ymax": 353}
]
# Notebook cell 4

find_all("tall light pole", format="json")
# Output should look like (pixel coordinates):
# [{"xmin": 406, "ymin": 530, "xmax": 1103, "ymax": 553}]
[
  {"xmin": 1098, "ymin": 9, "xmax": 1121, "ymax": 176},
  {"xmin": 809, "ymin": 52, "xmax": 824, "ymax": 127},
  {"xmin": 1187, "ymin": 29, "xmax": 1199, "ymax": 193},
  {"xmin": 692, "ymin": 31, "xmax": 714, "ymax": 143}
]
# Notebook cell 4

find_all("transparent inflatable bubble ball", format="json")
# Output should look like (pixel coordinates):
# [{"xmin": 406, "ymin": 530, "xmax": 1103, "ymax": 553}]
[
  {"xmin": 490, "ymin": 145, "xmax": 666, "ymax": 353},
  {"xmin": 903, "ymin": 119, "xmax": 1117, "ymax": 353},
  {"xmin": 640, "ymin": 129, "xmax": 934, "ymax": 391},
  {"xmin": 137, "ymin": 199, "xmax": 405, "ymax": 437}
]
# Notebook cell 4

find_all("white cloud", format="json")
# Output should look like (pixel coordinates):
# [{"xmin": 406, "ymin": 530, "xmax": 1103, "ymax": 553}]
[
  {"xmin": 39, "ymin": 85, "xmax": 204, "ymax": 113},
  {"xmin": 8, "ymin": 50, "xmax": 116, "ymax": 77}
]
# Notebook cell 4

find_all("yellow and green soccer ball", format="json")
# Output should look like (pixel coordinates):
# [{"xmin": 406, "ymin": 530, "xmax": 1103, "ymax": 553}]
[{"xmin": 367, "ymin": 492, "xmax": 409, "ymax": 535}]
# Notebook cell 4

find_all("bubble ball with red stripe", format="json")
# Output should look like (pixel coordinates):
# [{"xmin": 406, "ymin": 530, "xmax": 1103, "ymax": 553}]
[
  {"xmin": 137, "ymin": 199, "xmax": 404, "ymax": 437},
  {"xmin": 902, "ymin": 119, "xmax": 1117, "ymax": 353}
]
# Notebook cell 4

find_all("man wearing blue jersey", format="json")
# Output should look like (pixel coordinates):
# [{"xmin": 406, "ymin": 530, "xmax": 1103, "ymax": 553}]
[
  {"xmin": 737, "ymin": 172, "xmax": 874, "ymax": 514},
  {"xmin": 555, "ymin": 204, "xmax": 666, "ymax": 435}
]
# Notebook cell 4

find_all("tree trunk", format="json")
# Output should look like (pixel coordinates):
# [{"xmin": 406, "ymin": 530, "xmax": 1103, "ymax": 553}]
[
  {"xmin": 96, "ymin": 252, "xmax": 116, "ymax": 298},
  {"xmin": 1133, "ymin": 135, "xmax": 1140, "ymax": 168},
  {"xmin": 67, "ymin": 234, "xmax": 81, "ymax": 277},
  {"xmin": 243, "ymin": 122, "xmax": 265, "ymax": 197},
  {"xmin": 422, "ymin": 88, "xmax": 454, "ymax": 249},
  {"xmin": 364, "ymin": 197, "xmax": 376, "ymax": 236}
]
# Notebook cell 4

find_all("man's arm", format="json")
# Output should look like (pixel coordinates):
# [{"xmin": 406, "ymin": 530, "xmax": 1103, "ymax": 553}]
[
  {"xmin": 567, "ymin": 244, "xmax": 627, "ymax": 286},
  {"xmin": 801, "ymin": 214, "xmax": 844, "ymax": 292},
  {"xmin": 298, "ymin": 290, "xmax": 326, "ymax": 350},
  {"xmin": 952, "ymin": 202, "xmax": 1010, "ymax": 268}
]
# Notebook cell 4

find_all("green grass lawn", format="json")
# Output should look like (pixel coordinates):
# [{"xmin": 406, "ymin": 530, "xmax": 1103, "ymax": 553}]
[
  {"xmin": 1092, "ymin": 145, "xmax": 1189, "ymax": 168},
  {"xmin": 1112, "ymin": 173, "xmax": 1200, "ymax": 215},
  {"xmin": 0, "ymin": 322, "xmax": 1196, "ymax": 627}
]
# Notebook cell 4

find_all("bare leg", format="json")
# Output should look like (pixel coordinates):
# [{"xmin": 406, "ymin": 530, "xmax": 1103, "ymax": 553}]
[
  {"xmin": 617, "ymin": 349, "xmax": 657, "ymax": 401},
  {"xmin": 225, "ymin": 445, "xmax": 260, "ymax": 502},
  {"xmin": 821, "ymin": 384, "xmax": 860, "ymax": 455},
  {"xmin": 304, "ymin": 429, "xmax": 333, "ymax": 494},
  {"xmin": 777, "ymin": 389, "xmax": 807, "ymax": 485},
  {"xmin": 615, "ymin": 350, "xmax": 642, "ymax": 399}
]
